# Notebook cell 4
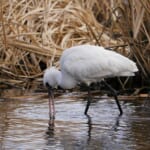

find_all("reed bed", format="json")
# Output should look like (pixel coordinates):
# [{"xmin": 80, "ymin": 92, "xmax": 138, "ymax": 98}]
[{"xmin": 0, "ymin": 0, "xmax": 150, "ymax": 85}]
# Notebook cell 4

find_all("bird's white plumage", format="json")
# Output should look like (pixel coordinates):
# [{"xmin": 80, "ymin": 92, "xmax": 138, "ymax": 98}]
[
  {"xmin": 60, "ymin": 45, "xmax": 138, "ymax": 85},
  {"xmin": 44, "ymin": 45, "xmax": 138, "ymax": 89}
]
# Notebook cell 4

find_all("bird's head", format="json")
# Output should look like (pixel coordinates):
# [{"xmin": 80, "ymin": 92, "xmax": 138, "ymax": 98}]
[
  {"xmin": 43, "ymin": 66, "xmax": 61, "ymax": 104},
  {"xmin": 43, "ymin": 67, "xmax": 61, "ymax": 118},
  {"xmin": 43, "ymin": 67, "xmax": 61, "ymax": 89}
]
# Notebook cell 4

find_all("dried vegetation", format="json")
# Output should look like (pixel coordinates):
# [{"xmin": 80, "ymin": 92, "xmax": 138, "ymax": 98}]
[{"xmin": 0, "ymin": 0, "xmax": 150, "ymax": 85}]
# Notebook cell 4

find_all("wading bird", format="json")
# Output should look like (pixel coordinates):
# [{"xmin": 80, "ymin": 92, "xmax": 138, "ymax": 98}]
[{"xmin": 43, "ymin": 45, "xmax": 138, "ymax": 118}]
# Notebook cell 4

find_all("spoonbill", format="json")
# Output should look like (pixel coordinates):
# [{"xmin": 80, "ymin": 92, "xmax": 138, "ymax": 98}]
[{"xmin": 43, "ymin": 45, "xmax": 138, "ymax": 118}]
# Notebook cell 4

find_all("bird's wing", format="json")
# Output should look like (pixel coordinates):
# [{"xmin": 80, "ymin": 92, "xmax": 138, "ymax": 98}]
[
  {"xmin": 60, "ymin": 45, "xmax": 138, "ymax": 84},
  {"xmin": 61, "ymin": 46, "xmax": 111, "ymax": 82}
]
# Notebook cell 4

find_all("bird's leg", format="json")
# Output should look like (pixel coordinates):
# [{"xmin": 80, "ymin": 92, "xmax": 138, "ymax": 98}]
[
  {"xmin": 102, "ymin": 80, "xmax": 123, "ymax": 115},
  {"xmin": 84, "ymin": 86, "xmax": 92, "ymax": 115}
]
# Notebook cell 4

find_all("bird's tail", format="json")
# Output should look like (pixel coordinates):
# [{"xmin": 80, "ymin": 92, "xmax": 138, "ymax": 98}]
[
  {"xmin": 120, "ymin": 63, "xmax": 138, "ymax": 76},
  {"xmin": 132, "ymin": 63, "xmax": 139, "ymax": 73},
  {"xmin": 119, "ymin": 72, "xmax": 135, "ymax": 76}
]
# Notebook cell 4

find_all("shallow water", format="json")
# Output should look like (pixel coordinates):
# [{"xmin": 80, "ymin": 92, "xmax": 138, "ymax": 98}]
[{"xmin": 0, "ymin": 88, "xmax": 150, "ymax": 150}]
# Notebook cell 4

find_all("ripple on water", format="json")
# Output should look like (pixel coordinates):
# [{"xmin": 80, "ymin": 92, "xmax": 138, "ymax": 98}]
[{"xmin": 0, "ymin": 91, "xmax": 150, "ymax": 150}]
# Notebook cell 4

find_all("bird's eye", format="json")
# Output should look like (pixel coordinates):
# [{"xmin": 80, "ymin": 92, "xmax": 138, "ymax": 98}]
[
  {"xmin": 58, "ymin": 85, "xmax": 63, "ymax": 90},
  {"xmin": 46, "ymin": 83, "xmax": 52, "ymax": 90}
]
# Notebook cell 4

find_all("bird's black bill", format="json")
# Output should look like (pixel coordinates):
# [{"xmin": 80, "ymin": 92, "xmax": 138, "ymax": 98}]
[{"xmin": 46, "ymin": 83, "xmax": 55, "ymax": 119}]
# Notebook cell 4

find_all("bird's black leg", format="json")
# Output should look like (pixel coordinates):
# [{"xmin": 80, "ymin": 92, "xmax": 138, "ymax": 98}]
[
  {"xmin": 102, "ymin": 80, "xmax": 123, "ymax": 115},
  {"xmin": 84, "ymin": 86, "xmax": 92, "ymax": 115}
]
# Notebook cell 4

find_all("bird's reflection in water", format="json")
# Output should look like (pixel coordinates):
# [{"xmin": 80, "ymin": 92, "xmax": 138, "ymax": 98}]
[
  {"xmin": 86, "ymin": 114, "xmax": 92, "ymax": 142},
  {"xmin": 111, "ymin": 114, "xmax": 122, "ymax": 132},
  {"xmin": 45, "ymin": 113, "xmax": 122, "ymax": 150},
  {"xmin": 46, "ymin": 118, "xmax": 55, "ymax": 138},
  {"xmin": 85, "ymin": 114, "xmax": 124, "ymax": 150},
  {"xmin": 86, "ymin": 114, "xmax": 122, "ymax": 142}
]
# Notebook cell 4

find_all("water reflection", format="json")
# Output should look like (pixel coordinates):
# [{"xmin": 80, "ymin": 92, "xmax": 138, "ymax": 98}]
[
  {"xmin": 0, "ymin": 88, "xmax": 150, "ymax": 150},
  {"xmin": 47, "ymin": 118, "xmax": 55, "ymax": 138},
  {"xmin": 111, "ymin": 115, "xmax": 122, "ymax": 132},
  {"xmin": 45, "ymin": 113, "xmax": 126, "ymax": 150},
  {"xmin": 86, "ymin": 114, "xmax": 92, "ymax": 141}
]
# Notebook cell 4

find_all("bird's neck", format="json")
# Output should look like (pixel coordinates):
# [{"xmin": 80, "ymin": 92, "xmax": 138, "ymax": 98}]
[{"xmin": 58, "ymin": 71, "xmax": 77, "ymax": 89}]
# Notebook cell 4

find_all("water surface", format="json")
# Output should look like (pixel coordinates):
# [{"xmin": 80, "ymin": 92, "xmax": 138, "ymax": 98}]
[{"xmin": 0, "ymin": 88, "xmax": 150, "ymax": 150}]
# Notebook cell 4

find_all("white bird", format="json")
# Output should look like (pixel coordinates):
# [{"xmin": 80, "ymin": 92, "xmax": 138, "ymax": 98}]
[{"xmin": 43, "ymin": 45, "xmax": 138, "ymax": 118}]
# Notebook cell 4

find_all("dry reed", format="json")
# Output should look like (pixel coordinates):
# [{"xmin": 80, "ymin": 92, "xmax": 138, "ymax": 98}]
[{"xmin": 0, "ymin": 0, "xmax": 150, "ymax": 85}]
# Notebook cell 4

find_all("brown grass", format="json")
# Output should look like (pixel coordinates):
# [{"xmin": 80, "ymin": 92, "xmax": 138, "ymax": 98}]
[{"xmin": 0, "ymin": 0, "xmax": 150, "ymax": 84}]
